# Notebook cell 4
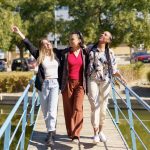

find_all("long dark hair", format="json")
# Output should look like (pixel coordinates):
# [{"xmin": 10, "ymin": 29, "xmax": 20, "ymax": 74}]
[
  {"xmin": 105, "ymin": 43, "xmax": 112, "ymax": 78},
  {"xmin": 71, "ymin": 31, "xmax": 84, "ymax": 48}
]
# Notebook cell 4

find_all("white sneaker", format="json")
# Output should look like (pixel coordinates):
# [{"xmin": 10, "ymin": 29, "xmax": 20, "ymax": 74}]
[
  {"xmin": 99, "ymin": 132, "xmax": 107, "ymax": 142},
  {"xmin": 72, "ymin": 138, "xmax": 80, "ymax": 144},
  {"xmin": 93, "ymin": 135, "xmax": 100, "ymax": 144}
]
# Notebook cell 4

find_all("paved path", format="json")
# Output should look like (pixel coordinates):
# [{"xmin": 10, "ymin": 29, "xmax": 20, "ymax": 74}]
[{"xmin": 28, "ymin": 95, "xmax": 129, "ymax": 150}]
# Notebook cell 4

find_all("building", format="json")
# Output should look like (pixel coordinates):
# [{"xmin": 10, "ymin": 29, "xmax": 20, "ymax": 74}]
[
  {"xmin": 47, "ymin": 6, "xmax": 73, "ymax": 48},
  {"xmin": 0, "ymin": 50, "xmax": 6, "ymax": 61}
]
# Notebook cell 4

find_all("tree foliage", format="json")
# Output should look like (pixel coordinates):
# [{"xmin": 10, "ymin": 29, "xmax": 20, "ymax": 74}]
[
  {"xmin": 0, "ymin": 0, "xmax": 23, "ymax": 51},
  {"xmin": 19, "ymin": 0, "xmax": 57, "ymax": 46},
  {"xmin": 0, "ymin": 0, "xmax": 150, "ymax": 55},
  {"xmin": 58, "ymin": 0, "xmax": 150, "ymax": 48},
  {"xmin": 0, "ymin": 0, "xmax": 57, "ymax": 57}
]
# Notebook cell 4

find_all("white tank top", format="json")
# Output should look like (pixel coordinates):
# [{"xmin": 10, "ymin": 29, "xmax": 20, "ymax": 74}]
[{"xmin": 42, "ymin": 56, "xmax": 59, "ymax": 78}]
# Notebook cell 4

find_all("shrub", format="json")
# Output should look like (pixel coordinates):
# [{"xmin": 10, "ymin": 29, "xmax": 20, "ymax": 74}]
[
  {"xmin": 118, "ymin": 62, "xmax": 144, "ymax": 82},
  {"xmin": 132, "ymin": 62, "xmax": 144, "ymax": 79},
  {"xmin": 147, "ymin": 71, "xmax": 150, "ymax": 82},
  {"xmin": 0, "ymin": 72, "xmax": 34, "ymax": 93}
]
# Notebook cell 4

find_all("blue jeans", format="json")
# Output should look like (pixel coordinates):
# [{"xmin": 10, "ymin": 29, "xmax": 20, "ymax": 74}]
[{"xmin": 39, "ymin": 79, "xmax": 59, "ymax": 132}]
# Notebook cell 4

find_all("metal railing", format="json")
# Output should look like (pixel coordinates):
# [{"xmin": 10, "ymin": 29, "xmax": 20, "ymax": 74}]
[
  {"xmin": 1, "ymin": 75, "xmax": 149, "ymax": 150},
  {"xmin": 0, "ymin": 76, "xmax": 40, "ymax": 150},
  {"xmin": 109, "ymin": 77, "xmax": 150, "ymax": 150}
]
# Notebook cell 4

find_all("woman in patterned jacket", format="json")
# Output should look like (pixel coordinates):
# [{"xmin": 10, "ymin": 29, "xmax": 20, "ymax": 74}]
[{"xmin": 87, "ymin": 31, "xmax": 126, "ymax": 144}]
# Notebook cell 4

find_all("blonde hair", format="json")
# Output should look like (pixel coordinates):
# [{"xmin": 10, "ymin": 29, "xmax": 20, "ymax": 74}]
[{"xmin": 37, "ymin": 38, "xmax": 54, "ymax": 65}]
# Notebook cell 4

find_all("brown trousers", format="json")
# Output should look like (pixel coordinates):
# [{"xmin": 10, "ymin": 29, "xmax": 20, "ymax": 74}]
[{"xmin": 62, "ymin": 79, "xmax": 84, "ymax": 138}]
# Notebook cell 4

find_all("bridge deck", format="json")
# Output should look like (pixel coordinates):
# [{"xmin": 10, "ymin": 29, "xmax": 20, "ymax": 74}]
[{"xmin": 27, "ymin": 95, "xmax": 129, "ymax": 150}]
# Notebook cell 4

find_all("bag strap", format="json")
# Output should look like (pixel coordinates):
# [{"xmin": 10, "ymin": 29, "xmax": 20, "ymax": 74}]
[{"xmin": 90, "ymin": 43, "xmax": 98, "ymax": 70}]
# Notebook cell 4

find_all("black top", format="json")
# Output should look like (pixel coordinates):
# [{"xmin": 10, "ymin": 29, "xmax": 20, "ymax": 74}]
[{"xmin": 23, "ymin": 38, "xmax": 62, "ymax": 91}]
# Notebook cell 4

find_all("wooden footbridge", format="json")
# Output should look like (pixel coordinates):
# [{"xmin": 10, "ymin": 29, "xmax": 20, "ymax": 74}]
[{"xmin": 27, "ymin": 95, "xmax": 129, "ymax": 150}]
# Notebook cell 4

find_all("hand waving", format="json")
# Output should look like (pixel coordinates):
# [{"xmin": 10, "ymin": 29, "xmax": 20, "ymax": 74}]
[
  {"xmin": 11, "ymin": 26, "xmax": 20, "ymax": 33},
  {"xmin": 11, "ymin": 26, "xmax": 25, "ymax": 39}
]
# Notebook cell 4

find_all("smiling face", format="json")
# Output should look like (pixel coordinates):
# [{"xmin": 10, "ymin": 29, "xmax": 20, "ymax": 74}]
[
  {"xmin": 69, "ymin": 34, "xmax": 81, "ymax": 48},
  {"xmin": 38, "ymin": 38, "xmax": 54, "ymax": 64},
  {"xmin": 41, "ymin": 39, "xmax": 53, "ymax": 50},
  {"xmin": 99, "ymin": 31, "xmax": 112, "ymax": 44}
]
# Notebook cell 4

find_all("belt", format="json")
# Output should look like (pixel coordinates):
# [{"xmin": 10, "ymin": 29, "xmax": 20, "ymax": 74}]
[{"xmin": 45, "ymin": 77, "xmax": 57, "ymax": 79}]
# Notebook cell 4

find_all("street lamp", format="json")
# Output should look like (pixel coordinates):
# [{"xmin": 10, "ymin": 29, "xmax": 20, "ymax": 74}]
[{"xmin": 54, "ymin": 6, "xmax": 57, "ymax": 48}]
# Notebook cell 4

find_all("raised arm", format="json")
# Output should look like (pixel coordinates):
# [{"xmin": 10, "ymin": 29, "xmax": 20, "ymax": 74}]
[
  {"xmin": 12, "ymin": 26, "xmax": 25, "ymax": 39},
  {"xmin": 12, "ymin": 26, "xmax": 39, "ymax": 59}
]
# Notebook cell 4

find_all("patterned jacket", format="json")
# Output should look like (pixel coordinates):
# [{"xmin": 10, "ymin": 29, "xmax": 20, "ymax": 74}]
[{"xmin": 87, "ymin": 45, "xmax": 118, "ymax": 82}]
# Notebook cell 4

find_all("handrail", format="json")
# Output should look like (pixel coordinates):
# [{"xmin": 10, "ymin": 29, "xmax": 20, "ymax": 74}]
[
  {"xmin": 0, "ymin": 85, "xmax": 30, "ymax": 138},
  {"xmin": 117, "ymin": 77, "xmax": 150, "ymax": 111},
  {"xmin": 109, "ymin": 77, "xmax": 150, "ymax": 150},
  {"xmin": 111, "ymin": 86, "xmax": 150, "ymax": 134},
  {"xmin": 0, "ymin": 76, "xmax": 40, "ymax": 150}
]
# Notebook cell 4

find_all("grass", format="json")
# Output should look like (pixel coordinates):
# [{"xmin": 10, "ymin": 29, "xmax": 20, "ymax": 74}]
[
  {"xmin": 0, "ymin": 105, "xmax": 39, "ymax": 149},
  {"xmin": 110, "ymin": 109, "xmax": 150, "ymax": 150},
  {"xmin": 0, "ymin": 123, "xmax": 33, "ymax": 150},
  {"xmin": 0, "ymin": 114, "xmax": 33, "ymax": 150}
]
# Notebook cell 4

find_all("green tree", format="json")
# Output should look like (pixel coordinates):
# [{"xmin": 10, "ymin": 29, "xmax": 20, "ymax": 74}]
[
  {"xmin": 19, "ymin": 0, "xmax": 57, "ymax": 46},
  {"xmin": 58, "ymin": 0, "xmax": 150, "ymax": 48},
  {"xmin": 0, "ymin": 0, "xmax": 57, "ymax": 57},
  {"xmin": 0, "ymin": 0, "xmax": 25, "ymax": 57},
  {"xmin": 1, "ymin": 0, "xmax": 150, "ymax": 56},
  {"xmin": 15, "ymin": 0, "xmax": 57, "ymax": 57}
]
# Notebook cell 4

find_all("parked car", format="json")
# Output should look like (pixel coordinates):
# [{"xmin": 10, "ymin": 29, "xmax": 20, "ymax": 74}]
[
  {"xmin": 136, "ymin": 54, "xmax": 150, "ymax": 63},
  {"xmin": 130, "ymin": 51, "xmax": 150, "ymax": 63},
  {"xmin": 27, "ymin": 58, "xmax": 37, "ymax": 70},
  {"xmin": 11, "ymin": 58, "xmax": 29, "ymax": 71},
  {"xmin": 0, "ymin": 60, "xmax": 7, "ymax": 71}
]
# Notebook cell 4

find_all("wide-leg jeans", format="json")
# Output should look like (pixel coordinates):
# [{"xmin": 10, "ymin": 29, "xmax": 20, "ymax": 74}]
[{"xmin": 39, "ymin": 79, "xmax": 59, "ymax": 132}]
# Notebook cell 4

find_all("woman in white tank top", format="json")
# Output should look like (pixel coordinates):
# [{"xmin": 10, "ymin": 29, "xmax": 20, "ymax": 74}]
[{"xmin": 12, "ymin": 26, "xmax": 59, "ymax": 147}]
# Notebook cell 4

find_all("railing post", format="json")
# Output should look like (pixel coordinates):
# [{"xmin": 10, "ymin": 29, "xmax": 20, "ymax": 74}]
[
  {"xmin": 4, "ymin": 122, "xmax": 11, "ymax": 150},
  {"xmin": 125, "ymin": 87, "xmax": 136, "ymax": 150},
  {"xmin": 111, "ymin": 81, "xmax": 119, "ymax": 124},
  {"xmin": 20, "ymin": 93, "xmax": 28, "ymax": 150},
  {"xmin": 30, "ymin": 86, "xmax": 36, "ymax": 125}
]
